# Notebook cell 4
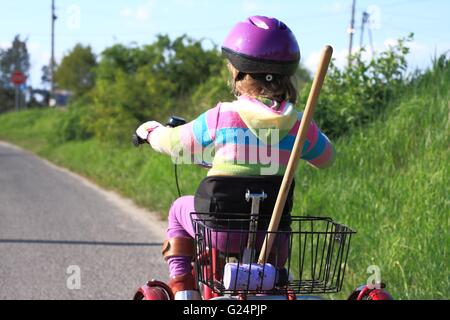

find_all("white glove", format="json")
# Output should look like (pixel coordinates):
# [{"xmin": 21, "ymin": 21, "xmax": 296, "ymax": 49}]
[{"xmin": 136, "ymin": 121, "xmax": 163, "ymax": 141}]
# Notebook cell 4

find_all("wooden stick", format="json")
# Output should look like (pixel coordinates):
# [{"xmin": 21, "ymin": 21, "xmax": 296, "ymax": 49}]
[{"xmin": 258, "ymin": 46, "xmax": 333, "ymax": 264}]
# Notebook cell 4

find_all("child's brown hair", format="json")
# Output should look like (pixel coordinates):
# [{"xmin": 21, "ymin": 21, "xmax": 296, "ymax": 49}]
[{"xmin": 228, "ymin": 63, "xmax": 298, "ymax": 104}]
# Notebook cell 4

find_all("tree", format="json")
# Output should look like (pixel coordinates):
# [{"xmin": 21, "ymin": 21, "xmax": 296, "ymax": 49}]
[
  {"xmin": 300, "ymin": 35, "xmax": 413, "ymax": 138},
  {"xmin": 89, "ymin": 34, "xmax": 224, "ymax": 142},
  {"xmin": 54, "ymin": 44, "xmax": 97, "ymax": 97},
  {"xmin": 0, "ymin": 35, "xmax": 30, "ymax": 112},
  {"xmin": 41, "ymin": 64, "xmax": 53, "ymax": 87},
  {"xmin": 0, "ymin": 35, "xmax": 30, "ymax": 89},
  {"xmin": 295, "ymin": 64, "xmax": 312, "ymax": 89}
]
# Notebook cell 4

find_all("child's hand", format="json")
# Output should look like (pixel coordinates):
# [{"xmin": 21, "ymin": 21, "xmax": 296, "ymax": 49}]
[{"xmin": 136, "ymin": 121, "xmax": 163, "ymax": 142}]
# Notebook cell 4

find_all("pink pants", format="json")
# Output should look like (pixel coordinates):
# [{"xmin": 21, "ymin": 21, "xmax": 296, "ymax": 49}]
[{"xmin": 167, "ymin": 196, "xmax": 289, "ymax": 277}]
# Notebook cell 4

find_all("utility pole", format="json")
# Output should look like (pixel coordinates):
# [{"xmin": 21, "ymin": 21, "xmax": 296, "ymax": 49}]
[
  {"xmin": 15, "ymin": 85, "xmax": 19, "ymax": 112},
  {"xmin": 368, "ymin": 26, "xmax": 375, "ymax": 55},
  {"xmin": 348, "ymin": 0, "xmax": 356, "ymax": 67},
  {"xmin": 360, "ymin": 11, "xmax": 369, "ymax": 48},
  {"xmin": 51, "ymin": 0, "xmax": 57, "ymax": 96}
]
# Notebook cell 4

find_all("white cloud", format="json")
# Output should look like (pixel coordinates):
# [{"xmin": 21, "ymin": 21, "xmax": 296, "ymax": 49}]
[
  {"xmin": 305, "ymin": 39, "xmax": 440, "ymax": 73},
  {"xmin": 304, "ymin": 50, "xmax": 322, "ymax": 72},
  {"xmin": 407, "ymin": 41, "xmax": 440, "ymax": 70},
  {"xmin": 120, "ymin": 1, "xmax": 154, "ymax": 22},
  {"xmin": 171, "ymin": 0, "xmax": 196, "ymax": 8},
  {"xmin": 323, "ymin": 1, "xmax": 345, "ymax": 14},
  {"xmin": 0, "ymin": 41, "xmax": 10, "ymax": 50},
  {"xmin": 27, "ymin": 41, "xmax": 53, "ymax": 87},
  {"xmin": 120, "ymin": 7, "xmax": 133, "ymax": 18},
  {"xmin": 305, "ymin": 47, "xmax": 350, "ymax": 71},
  {"xmin": 383, "ymin": 38, "xmax": 432, "ymax": 68},
  {"xmin": 383, "ymin": 38, "xmax": 397, "ymax": 48},
  {"xmin": 242, "ymin": 0, "xmax": 261, "ymax": 13}
]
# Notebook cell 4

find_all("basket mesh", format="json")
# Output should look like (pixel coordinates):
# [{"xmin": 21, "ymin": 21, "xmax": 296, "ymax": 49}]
[{"xmin": 192, "ymin": 214, "xmax": 355, "ymax": 295}]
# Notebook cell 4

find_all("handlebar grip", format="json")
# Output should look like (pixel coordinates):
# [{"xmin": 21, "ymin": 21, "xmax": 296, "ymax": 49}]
[
  {"xmin": 133, "ymin": 116, "xmax": 186, "ymax": 147},
  {"xmin": 132, "ymin": 134, "xmax": 147, "ymax": 147}
]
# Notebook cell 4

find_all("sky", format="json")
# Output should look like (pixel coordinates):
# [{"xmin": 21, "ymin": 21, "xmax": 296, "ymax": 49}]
[{"xmin": 0, "ymin": 0, "xmax": 449, "ymax": 88}]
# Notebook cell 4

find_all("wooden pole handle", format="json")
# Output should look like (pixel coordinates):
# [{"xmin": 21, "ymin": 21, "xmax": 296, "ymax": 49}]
[{"xmin": 258, "ymin": 46, "xmax": 333, "ymax": 264}]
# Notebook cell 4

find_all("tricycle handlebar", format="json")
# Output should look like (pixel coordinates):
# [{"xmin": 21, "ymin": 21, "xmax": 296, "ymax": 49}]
[
  {"xmin": 132, "ymin": 116, "xmax": 187, "ymax": 147},
  {"xmin": 132, "ymin": 134, "xmax": 147, "ymax": 147}
]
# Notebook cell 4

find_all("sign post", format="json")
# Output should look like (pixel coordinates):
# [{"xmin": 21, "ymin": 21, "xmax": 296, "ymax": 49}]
[
  {"xmin": 11, "ymin": 71, "xmax": 26, "ymax": 111},
  {"xmin": 15, "ymin": 85, "xmax": 19, "ymax": 111}
]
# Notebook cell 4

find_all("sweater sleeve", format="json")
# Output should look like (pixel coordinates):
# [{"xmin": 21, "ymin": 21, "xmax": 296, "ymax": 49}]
[
  {"xmin": 301, "ymin": 120, "xmax": 336, "ymax": 169},
  {"xmin": 149, "ymin": 104, "xmax": 220, "ymax": 163}
]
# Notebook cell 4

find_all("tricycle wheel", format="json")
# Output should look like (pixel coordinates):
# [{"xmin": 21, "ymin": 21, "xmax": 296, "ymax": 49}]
[
  {"xmin": 348, "ymin": 284, "xmax": 393, "ymax": 300},
  {"xmin": 133, "ymin": 280, "xmax": 174, "ymax": 300}
]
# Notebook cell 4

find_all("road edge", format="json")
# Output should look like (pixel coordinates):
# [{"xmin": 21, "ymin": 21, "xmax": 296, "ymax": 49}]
[{"xmin": 0, "ymin": 140, "xmax": 168, "ymax": 240}]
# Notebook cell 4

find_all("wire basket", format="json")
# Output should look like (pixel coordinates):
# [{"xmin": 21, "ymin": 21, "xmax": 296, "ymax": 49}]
[{"xmin": 192, "ymin": 213, "xmax": 356, "ymax": 296}]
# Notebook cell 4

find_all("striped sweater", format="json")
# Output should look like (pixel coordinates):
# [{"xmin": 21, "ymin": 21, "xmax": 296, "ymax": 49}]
[{"xmin": 149, "ymin": 96, "xmax": 335, "ymax": 176}]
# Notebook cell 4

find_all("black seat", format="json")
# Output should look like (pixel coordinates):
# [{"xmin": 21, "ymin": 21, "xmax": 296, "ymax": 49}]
[{"xmin": 194, "ymin": 175, "xmax": 295, "ymax": 230}]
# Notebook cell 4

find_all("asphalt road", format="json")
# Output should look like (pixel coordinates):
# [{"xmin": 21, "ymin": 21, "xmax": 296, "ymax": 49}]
[{"xmin": 0, "ymin": 142, "xmax": 168, "ymax": 300}]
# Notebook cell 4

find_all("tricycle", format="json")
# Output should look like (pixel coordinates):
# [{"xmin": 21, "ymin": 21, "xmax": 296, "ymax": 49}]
[{"xmin": 132, "ymin": 46, "xmax": 393, "ymax": 301}]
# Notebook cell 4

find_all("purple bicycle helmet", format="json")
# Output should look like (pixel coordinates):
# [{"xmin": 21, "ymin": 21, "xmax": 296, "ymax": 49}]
[{"xmin": 222, "ymin": 16, "xmax": 300, "ymax": 76}]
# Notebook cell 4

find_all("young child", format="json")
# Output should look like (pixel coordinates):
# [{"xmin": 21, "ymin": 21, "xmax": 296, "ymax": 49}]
[{"xmin": 136, "ymin": 16, "xmax": 335, "ymax": 300}]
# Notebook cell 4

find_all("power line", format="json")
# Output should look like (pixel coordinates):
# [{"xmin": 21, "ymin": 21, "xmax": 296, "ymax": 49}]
[
  {"xmin": 368, "ymin": 25, "xmax": 375, "ymax": 54},
  {"xmin": 348, "ymin": 0, "xmax": 357, "ymax": 67},
  {"xmin": 360, "ymin": 11, "xmax": 369, "ymax": 48},
  {"xmin": 360, "ymin": 11, "xmax": 375, "ymax": 55},
  {"xmin": 51, "ymin": 0, "xmax": 57, "ymax": 95},
  {"xmin": 379, "ymin": 0, "xmax": 429, "ymax": 8}
]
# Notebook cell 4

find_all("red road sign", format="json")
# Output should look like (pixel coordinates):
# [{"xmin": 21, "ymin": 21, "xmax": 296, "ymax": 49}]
[{"xmin": 11, "ymin": 71, "xmax": 26, "ymax": 85}]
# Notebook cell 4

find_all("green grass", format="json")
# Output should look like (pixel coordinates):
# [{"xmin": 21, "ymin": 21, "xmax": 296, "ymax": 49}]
[
  {"xmin": 0, "ymin": 108, "xmax": 205, "ymax": 214},
  {"xmin": 292, "ymin": 62, "xmax": 450, "ymax": 299},
  {"xmin": 0, "ymin": 62, "xmax": 448, "ymax": 300}
]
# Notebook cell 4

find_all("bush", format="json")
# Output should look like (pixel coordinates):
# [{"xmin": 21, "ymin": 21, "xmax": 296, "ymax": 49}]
[
  {"xmin": 302, "ymin": 34, "xmax": 413, "ymax": 138},
  {"xmin": 0, "ymin": 87, "xmax": 15, "ymax": 113},
  {"xmin": 188, "ymin": 63, "xmax": 234, "ymax": 116},
  {"xmin": 54, "ymin": 44, "xmax": 97, "ymax": 98},
  {"xmin": 64, "ymin": 34, "xmax": 415, "ymax": 142},
  {"xmin": 88, "ymin": 35, "xmax": 223, "ymax": 141},
  {"xmin": 51, "ymin": 102, "xmax": 94, "ymax": 144}
]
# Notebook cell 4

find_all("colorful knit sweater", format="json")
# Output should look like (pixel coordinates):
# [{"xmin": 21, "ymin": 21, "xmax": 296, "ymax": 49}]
[{"xmin": 149, "ymin": 96, "xmax": 335, "ymax": 176}]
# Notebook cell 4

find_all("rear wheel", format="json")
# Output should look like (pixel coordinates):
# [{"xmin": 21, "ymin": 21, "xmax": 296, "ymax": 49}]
[
  {"xmin": 348, "ymin": 284, "xmax": 394, "ymax": 300},
  {"xmin": 133, "ymin": 280, "xmax": 174, "ymax": 300}
]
